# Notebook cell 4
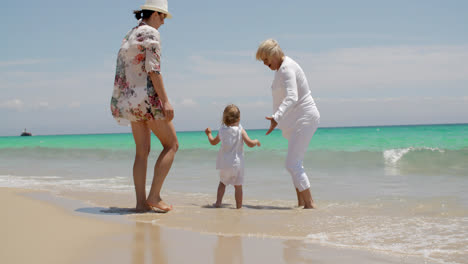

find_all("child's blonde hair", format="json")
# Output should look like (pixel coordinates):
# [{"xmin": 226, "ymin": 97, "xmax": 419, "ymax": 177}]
[
  {"xmin": 222, "ymin": 104, "xmax": 240, "ymax": 126},
  {"xmin": 256, "ymin": 38, "xmax": 284, "ymax": 61}
]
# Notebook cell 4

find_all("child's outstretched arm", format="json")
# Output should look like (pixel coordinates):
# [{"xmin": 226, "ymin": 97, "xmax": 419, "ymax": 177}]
[
  {"xmin": 205, "ymin": 128, "xmax": 220, "ymax": 145},
  {"xmin": 241, "ymin": 129, "xmax": 261, "ymax": 148}
]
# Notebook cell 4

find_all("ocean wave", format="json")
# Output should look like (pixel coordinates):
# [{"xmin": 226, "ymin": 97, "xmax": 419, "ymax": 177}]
[
  {"xmin": 381, "ymin": 147, "xmax": 468, "ymax": 176},
  {"xmin": 0, "ymin": 175, "xmax": 134, "ymax": 193},
  {"xmin": 1, "ymin": 146, "xmax": 467, "ymax": 177},
  {"xmin": 383, "ymin": 147, "xmax": 445, "ymax": 165}
]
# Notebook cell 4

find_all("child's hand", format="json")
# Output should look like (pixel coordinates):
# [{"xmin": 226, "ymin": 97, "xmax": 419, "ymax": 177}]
[
  {"xmin": 205, "ymin": 128, "xmax": 212, "ymax": 135},
  {"xmin": 255, "ymin": 140, "xmax": 261, "ymax": 147}
]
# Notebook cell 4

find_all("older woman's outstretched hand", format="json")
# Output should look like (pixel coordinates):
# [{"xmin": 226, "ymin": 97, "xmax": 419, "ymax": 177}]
[{"xmin": 265, "ymin": 116, "xmax": 278, "ymax": 135}]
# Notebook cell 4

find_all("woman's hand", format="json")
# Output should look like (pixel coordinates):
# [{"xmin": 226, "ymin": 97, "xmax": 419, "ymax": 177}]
[
  {"xmin": 265, "ymin": 116, "xmax": 278, "ymax": 135},
  {"xmin": 205, "ymin": 127, "xmax": 212, "ymax": 135},
  {"xmin": 163, "ymin": 101, "xmax": 174, "ymax": 121}
]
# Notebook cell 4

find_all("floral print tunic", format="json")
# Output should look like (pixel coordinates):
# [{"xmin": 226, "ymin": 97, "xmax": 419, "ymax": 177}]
[{"xmin": 111, "ymin": 22, "xmax": 164, "ymax": 126}]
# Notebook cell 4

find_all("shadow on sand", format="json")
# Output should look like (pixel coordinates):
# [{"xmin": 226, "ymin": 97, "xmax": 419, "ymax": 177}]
[
  {"xmin": 75, "ymin": 207, "xmax": 167, "ymax": 215},
  {"xmin": 200, "ymin": 204, "xmax": 294, "ymax": 210}
]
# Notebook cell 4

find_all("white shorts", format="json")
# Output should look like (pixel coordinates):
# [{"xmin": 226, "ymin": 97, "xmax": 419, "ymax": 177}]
[{"xmin": 219, "ymin": 167, "xmax": 244, "ymax": 186}]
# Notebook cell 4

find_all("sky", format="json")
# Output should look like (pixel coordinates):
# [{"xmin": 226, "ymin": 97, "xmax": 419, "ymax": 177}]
[{"xmin": 1, "ymin": 0, "xmax": 467, "ymax": 136}]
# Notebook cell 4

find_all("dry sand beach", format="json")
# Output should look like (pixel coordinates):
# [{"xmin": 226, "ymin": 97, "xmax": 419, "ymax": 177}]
[{"xmin": 1, "ymin": 187, "xmax": 439, "ymax": 264}]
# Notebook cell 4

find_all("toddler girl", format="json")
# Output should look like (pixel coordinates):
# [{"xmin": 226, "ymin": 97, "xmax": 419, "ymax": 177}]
[{"xmin": 205, "ymin": 104, "xmax": 261, "ymax": 209}]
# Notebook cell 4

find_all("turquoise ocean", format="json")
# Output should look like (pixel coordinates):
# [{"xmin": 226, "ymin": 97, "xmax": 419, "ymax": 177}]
[{"xmin": 1, "ymin": 124, "xmax": 467, "ymax": 263}]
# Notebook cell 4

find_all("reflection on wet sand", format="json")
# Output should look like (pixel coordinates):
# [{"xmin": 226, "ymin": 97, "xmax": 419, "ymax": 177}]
[
  {"xmin": 132, "ymin": 222, "xmax": 167, "ymax": 264},
  {"xmin": 283, "ymin": 240, "xmax": 313, "ymax": 263},
  {"xmin": 214, "ymin": 235, "xmax": 243, "ymax": 264}
]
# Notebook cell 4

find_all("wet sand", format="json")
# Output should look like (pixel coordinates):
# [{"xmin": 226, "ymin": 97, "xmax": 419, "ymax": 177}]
[{"xmin": 0, "ymin": 187, "xmax": 436, "ymax": 264}]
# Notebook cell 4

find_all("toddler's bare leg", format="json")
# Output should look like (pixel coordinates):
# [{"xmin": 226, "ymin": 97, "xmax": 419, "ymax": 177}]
[
  {"xmin": 214, "ymin": 182, "xmax": 226, "ymax": 208},
  {"xmin": 234, "ymin": 185, "xmax": 243, "ymax": 209}
]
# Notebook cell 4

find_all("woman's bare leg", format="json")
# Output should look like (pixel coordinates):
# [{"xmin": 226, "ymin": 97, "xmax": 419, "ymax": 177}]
[
  {"xmin": 131, "ymin": 121, "xmax": 151, "ymax": 212},
  {"xmin": 300, "ymin": 188, "xmax": 316, "ymax": 209},
  {"xmin": 146, "ymin": 119, "xmax": 179, "ymax": 211},
  {"xmin": 296, "ymin": 188, "xmax": 305, "ymax": 207}
]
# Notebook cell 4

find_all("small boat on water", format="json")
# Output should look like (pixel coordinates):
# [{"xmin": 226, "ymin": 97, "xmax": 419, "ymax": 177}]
[{"xmin": 20, "ymin": 128, "xmax": 32, "ymax": 136}]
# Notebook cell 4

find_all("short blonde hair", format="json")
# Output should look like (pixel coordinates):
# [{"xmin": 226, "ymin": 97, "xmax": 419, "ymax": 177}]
[
  {"xmin": 256, "ymin": 39, "xmax": 284, "ymax": 61},
  {"xmin": 222, "ymin": 104, "xmax": 240, "ymax": 126}
]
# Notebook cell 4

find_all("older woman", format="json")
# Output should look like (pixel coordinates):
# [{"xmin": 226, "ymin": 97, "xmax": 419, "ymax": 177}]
[
  {"xmin": 111, "ymin": 0, "xmax": 176, "ymax": 212},
  {"xmin": 256, "ymin": 39, "xmax": 321, "ymax": 209}
]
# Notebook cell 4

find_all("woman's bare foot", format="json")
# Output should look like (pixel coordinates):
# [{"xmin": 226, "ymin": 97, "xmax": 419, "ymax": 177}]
[
  {"xmin": 147, "ymin": 199, "xmax": 172, "ymax": 212},
  {"xmin": 299, "ymin": 189, "xmax": 316, "ymax": 209},
  {"xmin": 213, "ymin": 202, "xmax": 222, "ymax": 208},
  {"xmin": 304, "ymin": 200, "xmax": 317, "ymax": 209},
  {"xmin": 135, "ymin": 204, "xmax": 152, "ymax": 213}
]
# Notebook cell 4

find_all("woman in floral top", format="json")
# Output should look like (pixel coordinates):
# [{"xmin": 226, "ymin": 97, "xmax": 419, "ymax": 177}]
[{"xmin": 111, "ymin": 3, "xmax": 176, "ymax": 212}]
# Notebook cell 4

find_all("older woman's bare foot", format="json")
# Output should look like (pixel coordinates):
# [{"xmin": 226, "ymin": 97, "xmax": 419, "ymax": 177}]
[
  {"xmin": 304, "ymin": 200, "xmax": 317, "ymax": 209},
  {"xmin": 147, "ymin": 199, "xmax": 172, "ymax": 212}
]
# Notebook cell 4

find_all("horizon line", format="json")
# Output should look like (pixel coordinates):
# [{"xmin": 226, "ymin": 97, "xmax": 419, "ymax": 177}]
[{"xmin": 2, "ymin": 122, "xmax": 467, "ymax": 137}]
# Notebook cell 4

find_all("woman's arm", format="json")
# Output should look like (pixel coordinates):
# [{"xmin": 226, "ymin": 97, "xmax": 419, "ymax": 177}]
[
  {"xmin": 149, "ymin": 71, "xmax": 174, "ymax": 121},
  {"xmin": 241, "ymin": 129, "xmax": 261, "ymax": 148},
  {"xmin": 205, "ymin": 128, "xmax": 220, "ymax": 145},
  {"xmin": 272, "ymin": 68, "xmax": 298, "ymax": 123}
]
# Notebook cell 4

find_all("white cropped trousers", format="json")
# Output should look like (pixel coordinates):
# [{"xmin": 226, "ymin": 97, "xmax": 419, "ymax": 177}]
[{"xmin": 285, "ymin": 116, "xmax": 319, "ymax": 192}]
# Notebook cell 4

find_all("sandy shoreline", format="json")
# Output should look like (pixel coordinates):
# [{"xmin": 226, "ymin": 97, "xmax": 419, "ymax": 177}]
[
  {"xmin": 1, "ymin": 188, "xmax": 131, "ymax": 264},
  {"xmin": 1, "ymin": 187, "xmax": 437, "ymax": 264}
]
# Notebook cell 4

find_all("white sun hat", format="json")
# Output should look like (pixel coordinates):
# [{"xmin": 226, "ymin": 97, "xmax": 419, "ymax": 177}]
[{"xmin": 140, "ymin": 0, "xmax": 172, "ymax": 19}]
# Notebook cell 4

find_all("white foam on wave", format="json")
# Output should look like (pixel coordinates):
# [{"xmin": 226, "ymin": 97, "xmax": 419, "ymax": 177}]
[
  {"xmin": 305, "ymin": 215, "xmax": 467, "ymax": 264},
  {"xmin": 0, "ymin": 175, "xmax": 133, "ymax": 193},
  {"xmin": 383, "ymin": 148, "xmax": 412, "ymax": 164},
  {"xmin": 383, "ymin": 147, "xmax": 445, "ymax": 165}
]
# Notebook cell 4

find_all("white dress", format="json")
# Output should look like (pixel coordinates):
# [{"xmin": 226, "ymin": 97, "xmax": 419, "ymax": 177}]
[{"xmin": 216, "ymin": 124, "xmax": 245, "ymax": 186}]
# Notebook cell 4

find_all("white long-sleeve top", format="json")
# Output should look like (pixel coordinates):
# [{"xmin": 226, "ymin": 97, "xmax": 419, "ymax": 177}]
[{"xmin": 271, "ymin": 56, "xmax": 319, "ymax": 137}]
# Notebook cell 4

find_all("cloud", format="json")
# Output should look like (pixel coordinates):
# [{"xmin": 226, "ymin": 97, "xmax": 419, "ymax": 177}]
[
  {"xmin": 68, "ymin": 101, "xmax": 81, "ymax": 108},
  {"xmin": 186, "ymin": 55, "xmax": 261, "ymax": 76},
  {"xmin": 315, "ymin": 96, "xmax": 467, "ymax": 103},
  {"xmin": 178, "ymin": 98, "xmax": 198, "ymax": 107},
  {"xmin": 168, "ymin": 45, "xmax": 468, "ymax": 101},
  {"xmin": 37, "ymin": 101, "xmax": 49, "ymax": 108},
  {"xmin": 315, "ymin": 96, "xmax": 468, "ymax": 127},
  {"xmin": 280, "ymin": 33, "xmax": 398, "ymax": 41},
  {"xmin": 2, "ymin": 45, "xmax": 467, "ymax": 135},
  {"xmin": 0, "ymin": 68, "xmax": 114, "ymax": 109},
  {"xmin": 291, "ymin": 45, "xmax": 468, "ymax": 92},
  {"xmin": 0, "ymin": 99, "xmax": 54, "ymax": 111},
  {"xmin": 0, "ymin": 59, "xmax": 56, "ymax": 67},
  {"xmin": 0, "ymin": 99, "xmax": 24, "ymax": 111}
]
